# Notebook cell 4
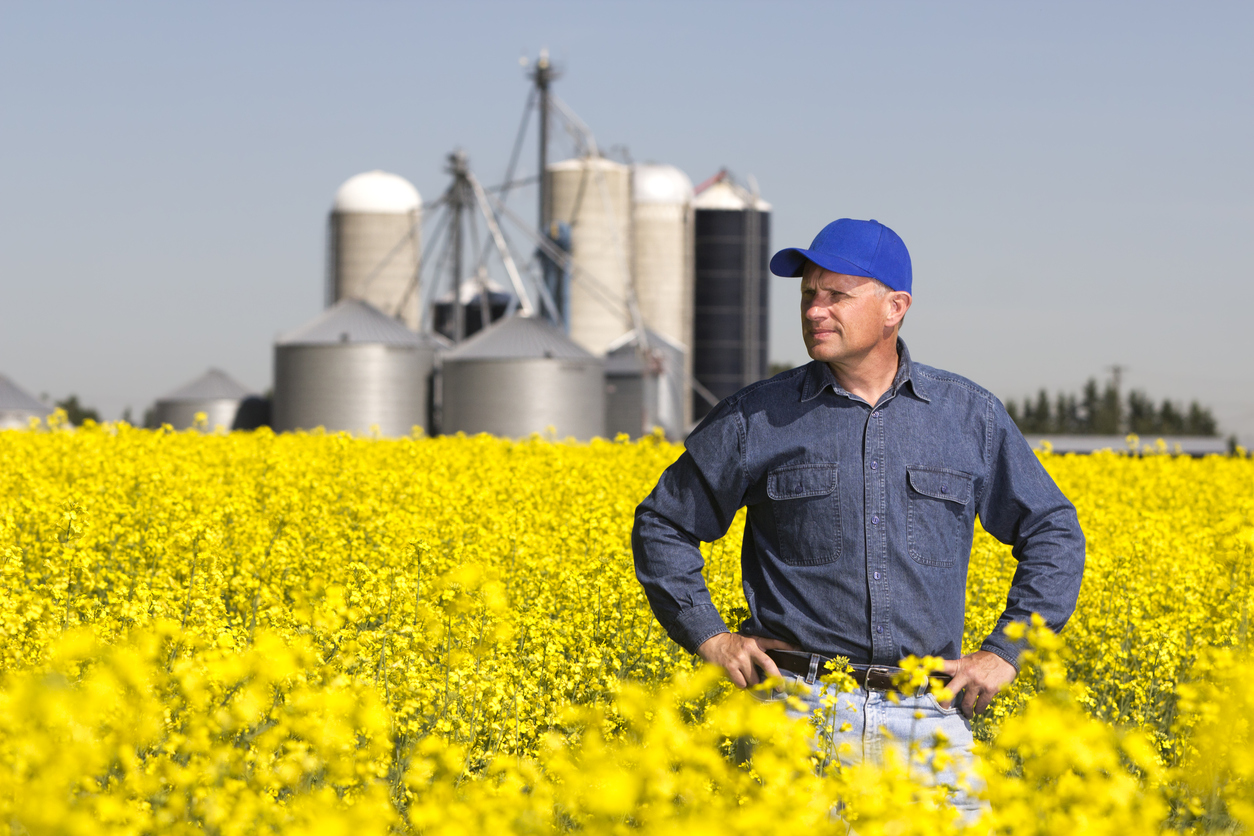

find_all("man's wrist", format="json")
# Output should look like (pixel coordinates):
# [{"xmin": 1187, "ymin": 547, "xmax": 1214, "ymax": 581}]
[
  {"xmin": 673, "ymin": 604, "xmax": 730, "ymax": 654},
  {"xmin": 695, "ymin": 630, "xmax": 732, "ymax": 660},
  {"xmin": 978, "ymin": 641, "xmax": 1021, "ymax": 673}
]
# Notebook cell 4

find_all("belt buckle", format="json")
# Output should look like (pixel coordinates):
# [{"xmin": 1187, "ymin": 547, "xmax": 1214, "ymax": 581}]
[{"xmin": 865, "ymin": 666, "xmax": 896, "ymax": 692}]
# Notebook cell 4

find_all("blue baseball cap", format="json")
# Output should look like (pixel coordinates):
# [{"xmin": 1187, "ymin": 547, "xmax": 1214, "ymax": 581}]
[{"xmin": 769, "ymin": 218, "xmax": 912, "ymax": 294}]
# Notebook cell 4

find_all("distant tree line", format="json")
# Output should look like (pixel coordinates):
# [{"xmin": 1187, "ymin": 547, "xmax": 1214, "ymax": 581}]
[
  {"xmin": 1006, "ymin": 379, "xmax": 1218, "ymax": 436},
  {"xmin": 53, "ymin": 395, "xmax": 100, "ymax": 427}
]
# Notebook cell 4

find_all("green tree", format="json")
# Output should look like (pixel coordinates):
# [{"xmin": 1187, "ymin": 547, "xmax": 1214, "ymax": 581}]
[
  {"xmin": 1091, "ymin": 379, "xmax": 1121, "ymax": 434},
  {"xmin": 1159, "ymin": 400, "xmax": 1184, "ymax": 434},
  {"xmin": 1006, "ymin": 381, "xmax": 1218, "ymax": 437},
  {"xmin": 1033, "ymin": 390, "xmax": 1053, "ymax": 433},
  {"xmin": 1185, "ymin": 402, "xmax": 1217, "ymax": 435},
  {"xmin": 1127, "ymin": 390, "xmax": 1156, "ymax": 434},
  {"xmin": 54, "ymin": 395, "xmax": 100, "ymax": 427},
  {"xmin": 1055, "ymin": 393, "xmax": 1081, "ymax": 434},
  {"xmin": 1080, "ymin": 379, "xmax": 1101, "ymax": 433}
]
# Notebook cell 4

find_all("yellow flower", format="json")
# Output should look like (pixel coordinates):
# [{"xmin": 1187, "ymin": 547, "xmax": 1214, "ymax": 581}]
[{"xmin": 0, "ymin": 423, "xmax": 1248, "ymax": 832}]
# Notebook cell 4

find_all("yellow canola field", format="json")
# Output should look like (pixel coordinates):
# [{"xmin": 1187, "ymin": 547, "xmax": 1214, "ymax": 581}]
[{"xmin": 0, "ymin": 422, "xmax": 1252, "ymax": 834}]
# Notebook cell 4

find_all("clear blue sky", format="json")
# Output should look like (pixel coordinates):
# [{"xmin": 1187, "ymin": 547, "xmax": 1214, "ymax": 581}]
[{"xmin": 2, "ymin": 1, "xmax": 1251, "ymax": 439}]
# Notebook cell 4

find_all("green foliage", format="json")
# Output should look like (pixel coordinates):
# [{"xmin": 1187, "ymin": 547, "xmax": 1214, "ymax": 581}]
[
  {"xmin": 1006, "ymin": 378, "xmax": 1218, "ymax": 436},
  {"xmin": 52, "ymin": 394, "xmax": 101, "ymax": 427}
]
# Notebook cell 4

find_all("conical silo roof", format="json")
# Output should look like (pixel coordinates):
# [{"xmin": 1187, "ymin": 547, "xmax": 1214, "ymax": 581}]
[
  {"xmin": 159, "ymin": 369, "xmax": 252, "ymax": 402},
  {"xmin": 604, "ymin": 329, "xmax": 685, "ymax": 374},
  {"xmin": 0, "ymin": 374, "xmax": 48, "ymax": 413},
  {"xmin": 278, "ymin": 299, "xmax": 432, "ymax": 347},
  {"xmin": 444, "ymin": 315, "xmax": 595, "ymax": 361}
]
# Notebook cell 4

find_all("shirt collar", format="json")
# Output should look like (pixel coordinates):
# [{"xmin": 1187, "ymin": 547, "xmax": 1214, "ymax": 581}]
[{"xmin": 800, "ymin": 338, "xmax": 931, "ymax": 404}]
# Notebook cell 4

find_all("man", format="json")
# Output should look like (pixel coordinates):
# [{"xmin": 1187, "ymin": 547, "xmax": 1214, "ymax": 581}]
[{"xmin": 632, "ymin": 218, "xmax": 1084, "ymax": 813}]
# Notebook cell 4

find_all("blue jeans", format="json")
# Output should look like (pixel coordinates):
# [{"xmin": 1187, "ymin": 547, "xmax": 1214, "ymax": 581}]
[{"xmin": 766, "ymin": 670, "xmax": 987, "ymax": 823}]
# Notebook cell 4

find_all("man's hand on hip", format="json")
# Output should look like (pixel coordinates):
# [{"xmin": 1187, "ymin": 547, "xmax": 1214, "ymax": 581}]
[
  {"xmin": 941, "ymin": 650, "xmax": 1017, "ymax": 717},
  {"xmin": 697, "ymin": 632, "xmax": 798, "ymax": 689}
]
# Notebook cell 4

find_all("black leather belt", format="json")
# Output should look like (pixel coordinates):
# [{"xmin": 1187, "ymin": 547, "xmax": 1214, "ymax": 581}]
[{"xmin": 764, "ymin": 649, "xmax": 952, "ymax": 692}]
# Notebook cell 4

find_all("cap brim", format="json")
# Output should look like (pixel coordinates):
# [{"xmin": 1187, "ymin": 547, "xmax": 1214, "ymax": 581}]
[{"xmin": 769, "ymin": 247, "xmax": 877, "ymax": 279}]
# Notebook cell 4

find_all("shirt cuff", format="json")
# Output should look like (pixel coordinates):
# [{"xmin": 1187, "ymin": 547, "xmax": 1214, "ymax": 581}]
[
  {"xmin": 670, "ymin": 603, "xmax": 731, "ymax": 654},
  {"xmin": 979, "ymin": 632, "xmax": 1025, "ymax": 673}
]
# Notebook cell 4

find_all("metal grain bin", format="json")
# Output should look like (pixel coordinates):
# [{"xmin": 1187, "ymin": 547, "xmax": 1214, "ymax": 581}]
[
  {"xmin": 329, "ymin": 171, "xmax": 422, "ymax": 330},
  {"xmin": 151, "ymin": 368, "xmax": 253, "ymax": 430},
  {"xmin": 441, "ymin": 315, "xmax": 605, "ymax": 440},
  {"xmin": 0, "ymin": 374, "xmax": 51, "ymax": 429},
  {"xmin": 273, "ymin": 299, "xmax": 439, "ymax": 437},
  {"xmin": 692, "ymin": 177, "xmax": 771, "ymax": 422},
  {"xmin": 604, "ymin": 329, "xmax": 686, "ymax": 440},
  {"xmin": 546, "ymin": 156, "xmax": 632, "ymax": 356}
]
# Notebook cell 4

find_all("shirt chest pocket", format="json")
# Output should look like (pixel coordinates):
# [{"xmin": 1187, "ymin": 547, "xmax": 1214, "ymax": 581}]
[
  {"xmin": 767, "ymin": 463, "xmax": 841, "ymax": 566},
  {"xmin": 906, "ymin": 466, "xmax": 975, "ymax": 568}
]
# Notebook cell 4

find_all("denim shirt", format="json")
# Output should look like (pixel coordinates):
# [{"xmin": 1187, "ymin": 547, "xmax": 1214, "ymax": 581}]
[{"xmin": 632, "ymin": 340, "xmax": 1085, "ymax": 669}]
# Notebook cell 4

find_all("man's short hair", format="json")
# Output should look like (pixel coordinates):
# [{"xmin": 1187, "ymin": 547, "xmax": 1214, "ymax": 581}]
[{"xmin": 801, "ymin": 261, "xmax": 904, "ymax": 327}]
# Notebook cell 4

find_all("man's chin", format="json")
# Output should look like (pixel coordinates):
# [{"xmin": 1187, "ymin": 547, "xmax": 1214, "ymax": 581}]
[{"xmin": 807, "ymin": 348, "xmax": 840, "ymax": 364}]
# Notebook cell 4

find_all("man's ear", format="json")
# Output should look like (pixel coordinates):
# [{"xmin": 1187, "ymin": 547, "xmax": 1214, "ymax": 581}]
[{"xmin": 887, "ymin": 292, "xmax": 912, "ymax": 326}]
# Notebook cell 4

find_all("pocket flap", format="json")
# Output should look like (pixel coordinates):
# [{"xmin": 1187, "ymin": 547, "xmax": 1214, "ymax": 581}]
[
  {"xmin": 767, "ymin": 463, "xmax": 838, "ymax": 500},
  {"xmin": 907, "ymin": 467, "xmax": 973, "ymax": 505}
]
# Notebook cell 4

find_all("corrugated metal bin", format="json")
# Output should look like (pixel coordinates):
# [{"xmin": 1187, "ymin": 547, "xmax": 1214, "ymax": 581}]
[
  {"xmin": 273, "ymin": 299, "xmax": 439, "ymax": 437},
  {"xmin": 441, "ymin": 315, "xmax": 605, "ymax": 440}
]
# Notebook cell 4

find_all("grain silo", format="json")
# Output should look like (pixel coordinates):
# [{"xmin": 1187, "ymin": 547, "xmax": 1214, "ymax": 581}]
[
  {"xmin": 328, "ymin": 171, "xmax": 422, "ymax": 330},
  {"xmin": 691, "ymin": 175, "xmax": 771, "ymax": 422},
  {"xmin": 604, "ymin": 329, "xmax": 686, "ymax": 440},
  {"xmin": 631, "ymin": 163, "xmax": 694, "ymax": 429},
  {"xmin": 0, "ymin": 374, "xmax": 50, "ymax": 429},
  {"xmin": 441, "ymin": 315, "xmax": 605, "ymax": 440},
  {"xmin": 273, "ymin": 299, "xmax": 439, "ymax": 437},
  {"xmin": 150, "ymin": 369, "xmax": 252, "ymax": 430},
  {"xmin": 546, "ymin": 156, "xmax": 632, "ymax": 356}
]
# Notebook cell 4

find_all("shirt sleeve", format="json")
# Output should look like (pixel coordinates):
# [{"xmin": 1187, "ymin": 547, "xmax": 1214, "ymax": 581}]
[
  {"xmin": 975, "ymin": 398, "xmax": 1086, "ymax": 669},
  {"xmin": 632, "ymin": 400, "xmax": 752, "ymax": 653}
]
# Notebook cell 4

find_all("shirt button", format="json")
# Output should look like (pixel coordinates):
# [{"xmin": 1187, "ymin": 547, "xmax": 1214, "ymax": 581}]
[
  {"xmin": 874, "ymin": 571, "xmax": 881, "ymax": 580},
  {"xmin": 870, "ymin": 461, "xmax": 878, "ymax": 470},
  {"xmin": 876, "ymin": 625, "xmax": 884, "ymax": 634},
  {"xmin": 941, "ymin": 484, "xmax": 948, "ymax": 493},
  {"xmin": 872, "ymin": 515, "xmax": 879, "ymax": 525}
]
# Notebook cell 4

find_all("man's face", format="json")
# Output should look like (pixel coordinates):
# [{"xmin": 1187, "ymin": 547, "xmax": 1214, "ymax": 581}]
[{"xmin": 800, "ymin": 266, "xmax": 906, "ymax": 367}]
